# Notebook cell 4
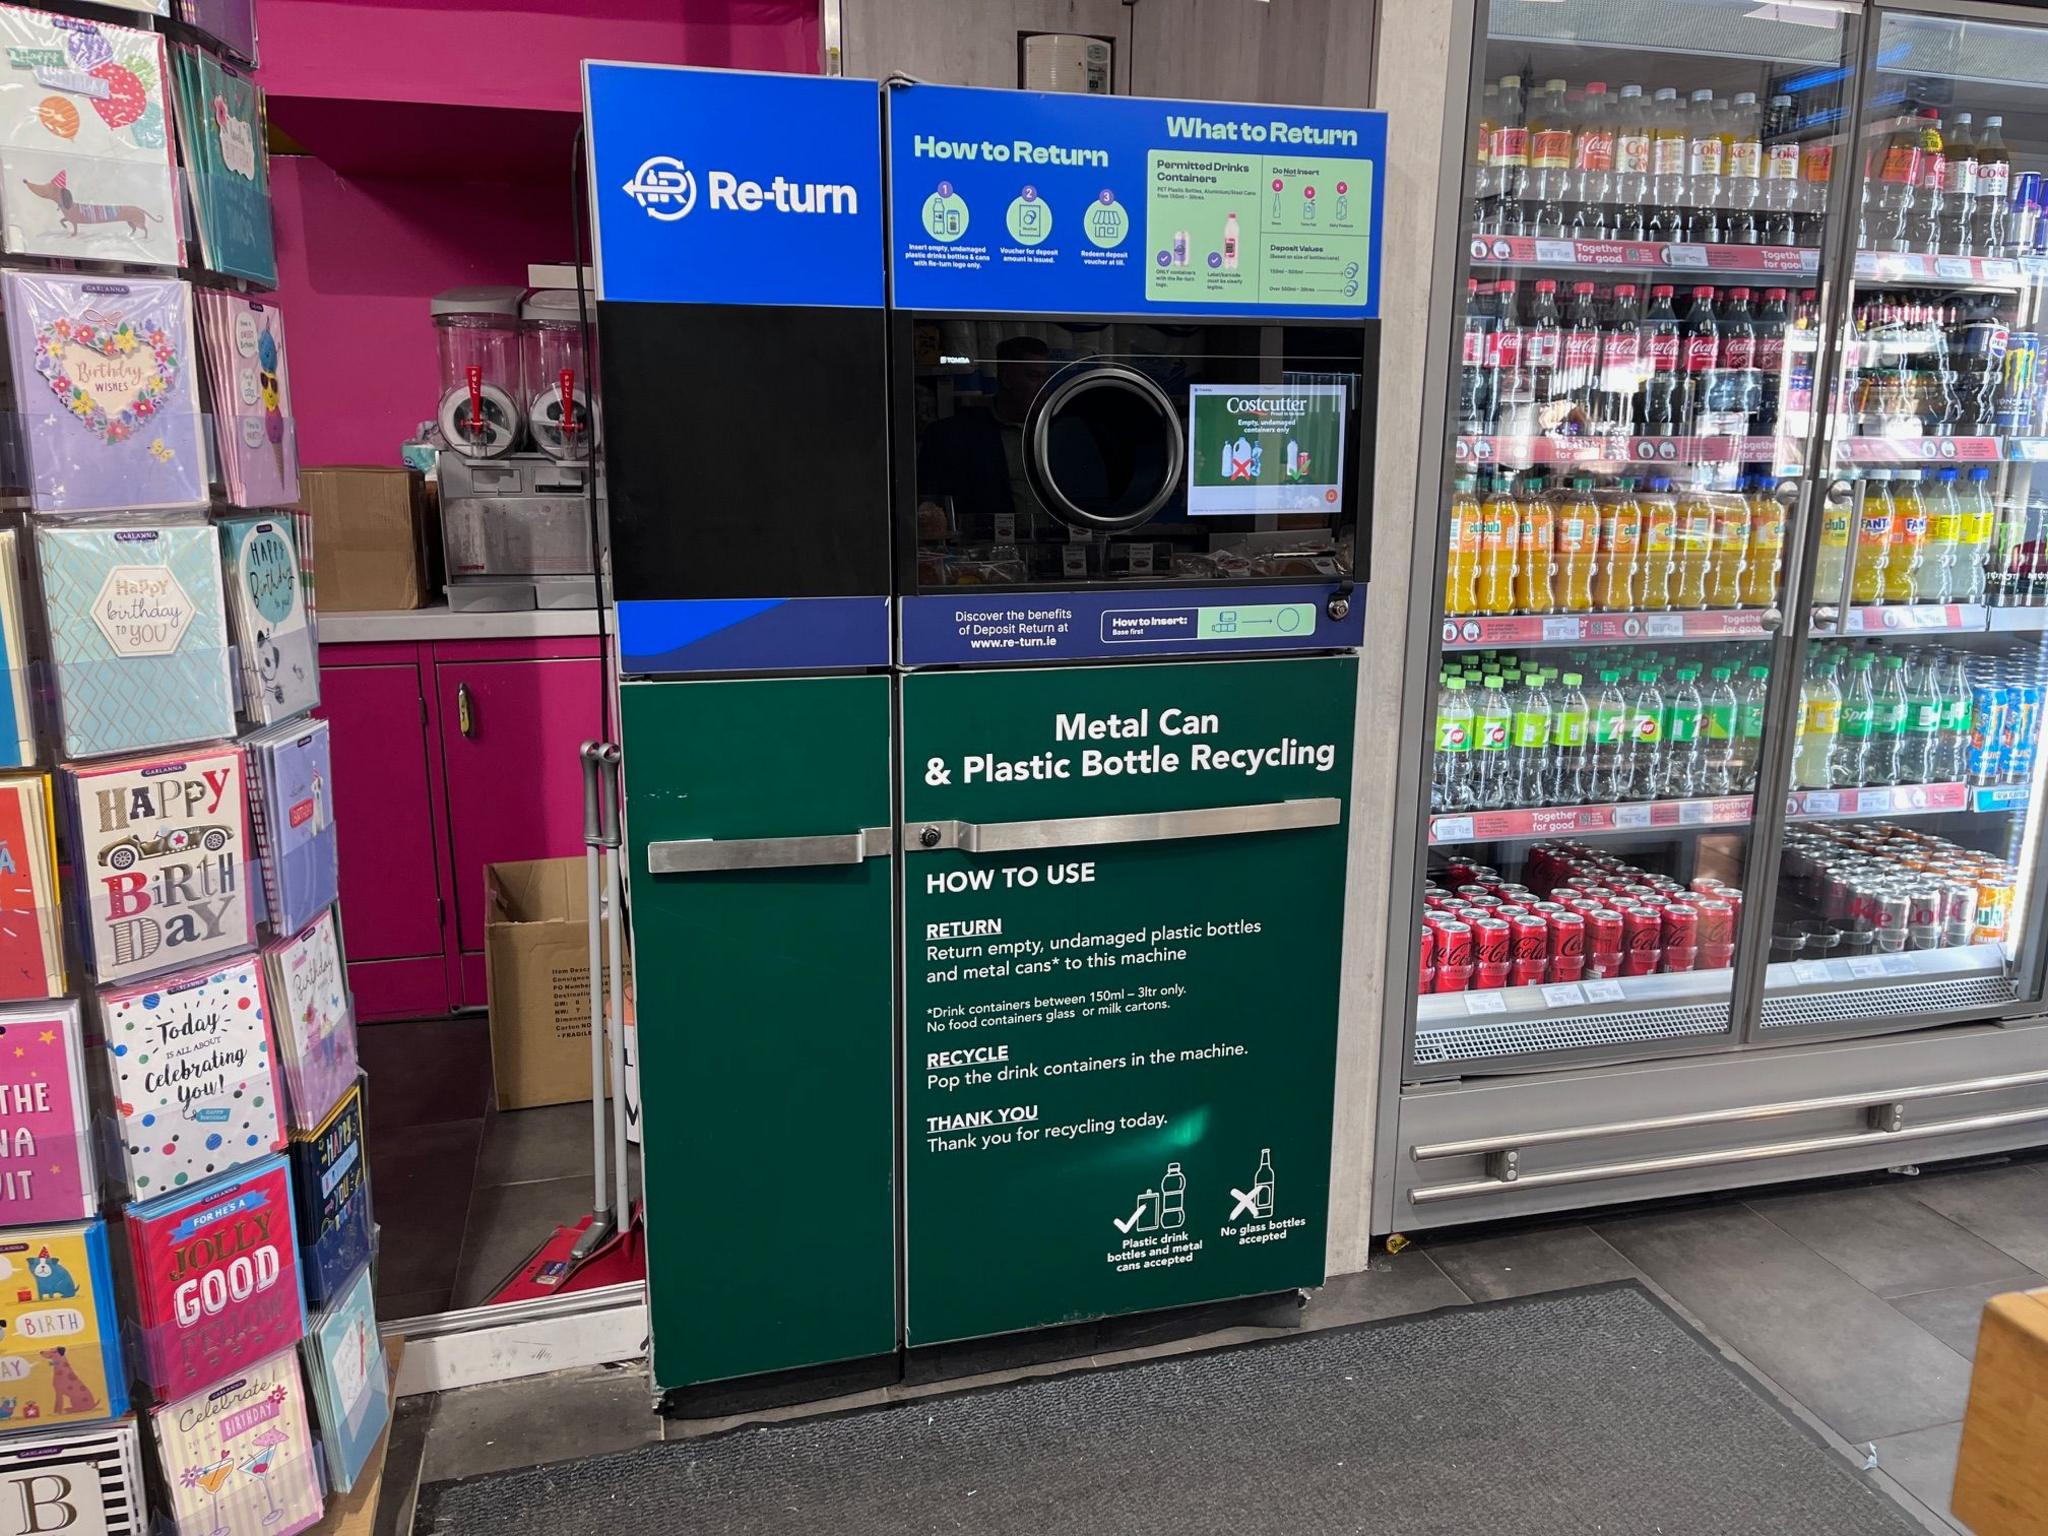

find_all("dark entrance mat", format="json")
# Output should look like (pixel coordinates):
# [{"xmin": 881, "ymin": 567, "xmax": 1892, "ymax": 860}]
[{"xmin": 413, "ymin": 1283, "xmax": 1926, "ymax": 1536}]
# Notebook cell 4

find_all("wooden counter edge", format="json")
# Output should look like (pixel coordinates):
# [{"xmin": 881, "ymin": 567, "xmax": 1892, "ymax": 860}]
[{"xmin": 1952, "ymin": 1288, "xmax": 2048, "ymax": 1536}]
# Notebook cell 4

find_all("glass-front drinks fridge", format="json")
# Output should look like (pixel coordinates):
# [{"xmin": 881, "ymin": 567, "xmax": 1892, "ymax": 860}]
[{"xmin": 1378, "ymin": 0, "xmax": 2048, "ymax": 1229}]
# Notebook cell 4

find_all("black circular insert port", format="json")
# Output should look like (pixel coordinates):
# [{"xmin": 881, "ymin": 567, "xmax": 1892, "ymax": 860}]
[{"xmin": 1023, "ymin": 363, "xmax": 1186, "ymax": 532}]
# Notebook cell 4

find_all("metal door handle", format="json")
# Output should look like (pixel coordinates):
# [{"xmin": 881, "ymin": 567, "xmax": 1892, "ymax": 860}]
[
  {"xmin": 648, "ymin": 827, "xmax": 892, "ymax": 874},
  {"xmin": 457, "ymin": 682, "xmax": 475, "ymax": 738},
  {"xmin": 907, "ymin": 798, "xmax": 1340, "ymax": 855}
]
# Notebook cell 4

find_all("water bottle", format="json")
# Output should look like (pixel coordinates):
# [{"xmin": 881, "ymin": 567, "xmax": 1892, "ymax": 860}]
[
  {"xmin": 1472, "ymin": 673, "xmax": 1513, "ymax": 809},
  {"xmin": 1937, "ymin": 652, "xmax": 1973, "ymax": 781},
  {"xmin": 1796, "ymin": 657, "xmax": 1839, "ymax": 789},
  {"xmin": 1433, "ymin": 677, "xmax": 1475, "ymax": 811},
  {"xmin": 1662, "ymin": 666, "xmax": 1705, "ymax": 798},
  {"xmin": 1870, "ymin": 653, "xmax": 1910, "ymax": 785},
  {"xmin": 1834, "ymin": 652, "xmax": 1875, "ymax": 788},
  {"xmin": 1899, "ymin": 652, "xmax": 1943, "ymax": 784},
  {"xmin": 1551, "ymin": 671, "xmax": 1591, "ymax": 804},
  {"xmin": 1623, "ymin": 669, "xmax": 1665, "ymax": 801},
  {"xmin": 1735, "ymin": 663, "xmax": 1770, "ymax": 791},
  {"xmin": 1703, "ymin": 666, "xmax": 1740, "ymax": 795},
  {"xmin": 1509, "ymin": 674, "xmax": 1553, "ymax": 807},
  {"xmin": 1589, "ymin": 669, "xmax": 1631, "ymax": 803}
]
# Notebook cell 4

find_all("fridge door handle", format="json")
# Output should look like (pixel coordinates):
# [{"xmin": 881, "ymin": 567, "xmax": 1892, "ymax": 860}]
[
  {"xmin": 648, "ymin": 826, "xmax": 893, "ymax": 874},
  {"xmin": 908, "ymin": 798, "xmax": 1341, "ymax": 855}
]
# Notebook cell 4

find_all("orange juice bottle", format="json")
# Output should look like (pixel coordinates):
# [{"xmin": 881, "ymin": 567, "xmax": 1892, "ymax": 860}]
[
  {"xmin": 1704, "ymin": 483, "xmax": 1752, "ymax": 609},
  {"xmin": 1515, "ymin": 473, "xmax": 1557, "ymax": 614},
  {"xmin": 1476, "ymin": 473, "xmax": 1521, "ymax": 616},
  {"xmin": 1638, "ymin": 476, "xmax": 1680, "ymax": 612},
  {"xmin": 1849, "ymin": 472, "xmax": 1894, "ymax": 606},
  {"xmin": 1670, "ymin": 480, "xmax": 1716, "ymax": 611},
  {"xmin": 1556, "ymin": 475, "xmax": 1599, "ymax": 614},
  {"xmin": 1444, "ymin": 475, "xmax": 1482, "ymax": 616},
  {"xmin": 1739, "ymin": 476, "xmax": 1788, "ymax": 607},
  {"xmin": 1593, "ymin": 479, "xmax": 1643, "ymax": 612}
]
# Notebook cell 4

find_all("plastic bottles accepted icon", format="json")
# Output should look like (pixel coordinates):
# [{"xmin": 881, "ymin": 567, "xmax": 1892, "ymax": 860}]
[{"xmin": 1113, "ymin": 1163, "xmax": 1189, "ymax": 1235}]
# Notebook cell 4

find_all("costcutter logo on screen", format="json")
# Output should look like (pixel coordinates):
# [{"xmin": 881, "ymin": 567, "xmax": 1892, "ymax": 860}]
[{"xmin": 622, "ymin": 154, "xmax": 860, "ymax": 222}]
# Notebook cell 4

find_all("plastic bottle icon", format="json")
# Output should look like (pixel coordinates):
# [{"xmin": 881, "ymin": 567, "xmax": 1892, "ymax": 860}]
[
  {"xmin": 1160, "ymin": 1164, "xmax": 1186, "ymax": 1229},
  {"xmin": 1223, "ymin": 211, "xmax": 1241, "ymax": 269},
  {"xmin": 1254, "ymin": 1149, "xmax": 1275, "ymax": 1218},
  {"xmin": 1173, "ymin": 230, "xmax": 1189, "ymax": 266}
]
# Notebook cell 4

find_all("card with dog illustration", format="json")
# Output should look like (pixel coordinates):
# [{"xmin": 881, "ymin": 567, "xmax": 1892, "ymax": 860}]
[
  {"xmin": 220, "ymin": 519, "xmax": 315, "ymax": 725},
  {"xmin": 0, "ymin": 1417, "xmax": 147, "ymax": 1536},
  {"xmin": 0, "ymin": 1220, "xmax": 129, "ymax": 1428},
  {"xmin": 94, "ymin": 957, "xmax": 284, "ymax": 1202},
  {"xmin": 0, "ymin": 1002, "xmax": 93, "ymax": 1224},
  {"xmin": 61, "ymin": 747, "xmax": 253, "ymax": 986},
  {"xmin": 124, "ymin": 1154, "xmax": 303, "ymax": 1404},
  {"xmin": 0, "ymin": 7, "xmax": 176, "ymax": 266},
  {"xmin": 266, "ymin": 911, "xmax": 354, "ymax": 1134},
  {"xmin": 243, "ymin": 721, "xmax": 334, "ymax": 941},
  {"xmin": 168, "ymin": 46, "xmax": 271, "ymax": 286},
  {"xmin": 7, "ymin": 274, "xmax": 207, "ymax": 513},
  {"xmin": 152, "ymin": 1348, "xmax": 322, "ymax": 1536},
  {"xmin": 198, "ymin": 296, "xmax": 297, "ymax": 509}
]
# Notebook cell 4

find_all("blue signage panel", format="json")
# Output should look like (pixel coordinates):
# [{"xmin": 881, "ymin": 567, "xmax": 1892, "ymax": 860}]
[
  {"xmin": 901, "ymin": 585, "xmax": 1362, "ymax": 666},
  {"xmin": 584, "ymin": 64, "xmax": 885, "ymax": 307},
  {"xmin": 888, "ymin": 84, "xmax": 1384, "ymax": 319},
  {"xmin": 619, "ymin": 597, "xmax": 891, "ymax": 674}
]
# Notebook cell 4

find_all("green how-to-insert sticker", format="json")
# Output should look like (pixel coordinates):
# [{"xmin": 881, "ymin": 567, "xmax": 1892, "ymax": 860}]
[
  {"xmin": 1145, "ymin": 151, "xmax": 1371, "ymax": 308},
  {"xmin": 1186, "ymin": 385, "xmax": 1346, "ymax": 516},
  {"xmin": 902, "ymin": 657, "xmax": 1355, "ymax": 1346}
]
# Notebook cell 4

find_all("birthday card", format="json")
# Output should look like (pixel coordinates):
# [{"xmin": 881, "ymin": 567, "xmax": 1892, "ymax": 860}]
[
  {"xmin": 152, "ymin": 1348, "xmax": 323, "ymax": 1536},
  {"xmin": 0, "ymin": 1002, "xmax": 92, "ymax": 1224},
  {"xmin": 0, "ymin": 1219, "xmax": 127, "ymax": 1429},
  {"xmin": 244, "ymin": 722, "xmax": 334, "ymax": 942},
  {"xmin": 220, "ymin": 518, "xmax": 316, "ymax": 725},
  {"xmin": 197, "ymin": 297, "xmax": 297, "ymax": 510},
  {"xmin": 168, "ymin": 46, "xmax": 272, "ymax": 287},
  {"xmin": 303, "ymin": 1264, "xmax": 386, "ymax": 1494},
  {"xmin": 287, "ymin": 1082, "xmax": 368, "ymax": 1309},
  {"xmin": 0, "ymin": 1418, "xmax": 146, "ymax": 1536},
  {"xmin": 0, "ymin": 776, "xmax": 63, "ymax": 1000},
  {"xmin": 265, "ymin": 909, "xmax": 354, "ymax": 1132}
]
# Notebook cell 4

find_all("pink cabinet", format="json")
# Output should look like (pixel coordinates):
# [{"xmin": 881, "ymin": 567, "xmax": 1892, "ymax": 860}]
[{"xmin": 319, "ymin": 633, "xmax": 603, "ymax": 1019}]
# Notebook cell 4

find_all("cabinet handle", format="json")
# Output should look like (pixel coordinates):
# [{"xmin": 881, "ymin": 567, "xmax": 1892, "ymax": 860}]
[
  {"xmin": 457, "ymin": 682, "xmax": 475, "ymax": 738},
  {"xmin": 906, "ymin": 798, "xmax": 1340, "ymax": 855}
]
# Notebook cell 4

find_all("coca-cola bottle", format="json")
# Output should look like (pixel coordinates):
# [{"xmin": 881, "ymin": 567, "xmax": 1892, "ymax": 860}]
[
  {"xmin": 1720, "ymin": 287, "xmax": 1761, "ymax": 422},
  {"xmin": 1681, "ymin": 285, "xmax": 1721, "ymax": 432},
  {"xmin": 1570, "ymin": 82, "xmax": 1615, "ymax": 239},
  {"xmin": 1640, "ymin": 283, "xmax": 1684, "ymax": 436},
  {"xmin": 1458, "ymin": 277, "xmax": 1497, "ymax": 433},
  {"xmin": 1939, "ymin": 112, "xmax": 1978, "ymax": 256},
  {"xmin": 1562, "ymin": 282, "xmax": 1602, "ymax": 422},
  {"xmin": 1493, "ymin": 279, "xmax": 1531, "ymax": 435},
  {"xmin": 1527, "ymin": 278, "xmax": 1565, "ymax": 417},
  {"xmin": 1755, "ymin": 287, "xmax": 1790, "ymax": 433},
  {"xmin": 1599, "ymin": 283, "xmax": 1643, "ymax": 434}
]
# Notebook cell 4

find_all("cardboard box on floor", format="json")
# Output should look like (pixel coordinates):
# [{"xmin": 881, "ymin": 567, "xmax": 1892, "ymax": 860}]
[
  {"xmin": 301, "ymin": 465, "xmax": 435, "ymax": 612},
  {"xmin": 1953, "ymin": 1286, "xmax": 2048, "ymax": 1536},
  {"xmin": 485, "ymin": 858, "xmax": 615, "ymax": 1111}
]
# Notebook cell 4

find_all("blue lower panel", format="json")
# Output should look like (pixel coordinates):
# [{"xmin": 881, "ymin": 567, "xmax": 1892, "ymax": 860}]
[
  {"xmin": 901, "ymin": 584, "xmax": 1362, "ymax": 665},
  {"xmin": 618, "ymin": 596, "xmax": 891, "ymax": 674}
]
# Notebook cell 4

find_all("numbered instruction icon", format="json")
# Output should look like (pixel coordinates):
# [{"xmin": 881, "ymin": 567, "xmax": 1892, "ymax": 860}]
[
  {"xmin": 923, "ymin": 184, "xmax": 970, "ymax": 243},
  {"xmin": 1086, "ymin": 190, "xmax": 1129, "ymax": 249},
  {"xmin": 1006, "ymin": 187, "xmax": 1052, "ymax": 247}
]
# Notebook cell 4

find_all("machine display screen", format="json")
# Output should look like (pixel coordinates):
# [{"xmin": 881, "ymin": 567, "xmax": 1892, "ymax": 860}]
[{"xmin": 1184, "ymin": 384, "xmax": 1347, "ymax": 516}]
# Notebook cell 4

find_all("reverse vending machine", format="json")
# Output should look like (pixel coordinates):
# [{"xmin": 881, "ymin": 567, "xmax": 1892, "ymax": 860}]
[{"xmin": 584, "ymin": 64, "xmax": 1385, "ymax": 1399}]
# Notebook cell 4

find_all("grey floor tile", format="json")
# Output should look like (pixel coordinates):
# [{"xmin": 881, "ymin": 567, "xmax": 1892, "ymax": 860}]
[
  {"xmin": 1749, "ymin": 1183, "xmax": 2038, "ymax": 1299},
  {"xmin": 1908, "ymin": 1163, "xmax": 2048, "ymax": 1275},
  {"xmin": 358, "ymin": 1018, "xmax": 493, "ymax": 1137},
  {"xmin": 1426, "ymin": 1224, "xmax": 1640, "ymax": 1302},
  {"xmin": 372, "ymin": 1394, "xmax": 434, "ymax": 1536},
  {"xmin": 1890, "ymin": 1275, "xmax": 2041, "ymax": 1362},
  {"xmin": 371, "ymin": 1119, "xmax": 485, "ymax": 1297},
  {"xmin": 419, "ymin": 1364, "xmax": 658, "ymax": 1483},
  {"xmin": 1872, "ymin": 1422, "xmax": 1968, "ymax": 1534},
  {"xmin": 1298, "ymin": 1247, "xmax": 1469, "ymax": 1329},
  {"xmin": 476, "ymin": 1103, "xmax": 598, "ymax": 1187},
  {"xmin": 449, "ymin": 1174, "xmax": 592, "ymax": 1307},
  {"xmin": 665, "ymin": 1386, "xmax": 894, "ymax": 1441},
  {"xmin": 1596, "ymin": 1204, "xmax": 1975, "ymax": 1444}
]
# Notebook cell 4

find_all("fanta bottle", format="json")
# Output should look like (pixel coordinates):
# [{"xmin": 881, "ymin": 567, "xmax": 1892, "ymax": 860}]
[
  {"xmin": 1704, "ymin": 483, "xmax": 1752, "ymax": 609},
  {"xmin": 1739, "ymin": 477, "xmax": 1789, "ymax": 607},
  {"xmin": 1556, "ymin": 475, "xmax": 1599, "ymax": 613},
  {"xmin": 1445, "ymin": 475, "xmax": 1482, "ymax": 615},
  {"xmin": 1883, "ymin": 468, "xmax": 1927, "ymax": 604},
  {"xmin": 1593, "ymin": 479, "xmax": 1643, "ymax": 612},
  {"xmin": 1515, "ymin": 472, "xmax": 1558, "ymax": 614},
  {"xmin": 1670, "ymin": 480, "xmax": 1717, "ymax": 611},
  {"xmin": 1638, "ymin": 476, "xmax": 1680, "ymax": 612},
  {"xmin": 1476, "ymin": 474, "xmax": 1520, "ymax": 615},
  {"xmin": 1850, "ymin": 472, "xmax": 1895, "ymax": 606}
]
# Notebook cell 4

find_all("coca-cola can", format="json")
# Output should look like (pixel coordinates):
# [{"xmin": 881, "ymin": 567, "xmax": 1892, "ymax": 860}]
[
  {"xmin": 1695, "ymin": 898, "xmax": 1736, "ymax": 969},
  {"xmin": 1472, "ymin": 915, "xmax": 1512, "ymax": 986},
  {"xmin": 1620, "ymin": 906, "xmax": 1662, "ymax": 976},
  {"xmin": 1661, "ymin": 903, "xmax": 1699, "ymax": 972},
  {"xmin": 1493, "ymin": 903, "xmax": 1529, "ymax": 920},
  {"xmin": 1510, "ymin": 912, "xmax": 1549, "ymax": 961},
  {"xmin": 1822, "ymin": 867, "xmax": 1856, "ymax": 923},
  {"xmin": 1587, "ymin": 908, "xmax": 1625, "ymax": 977},
  {"xmin": 1875, "ymin": 890, "xmax": 1910, "ymax": 953},
  {"xmin": 1419, "ymin": 925, "xmax": 1435, "ymax": 993},
  {"xmin": 1905, "ymin": 884, "xmax": 1944, "ymax": 931},
  {"xmin": 1943, "ymin": 882, "xmax": 1978, "ymax": 946},
  {"xmin": 1432, "ymin": 919, "xmax": 1473, "ymax": 992},
  {"xmin": 1546, "ymin": 911, "xmax": 1586, "ymax": 981}
]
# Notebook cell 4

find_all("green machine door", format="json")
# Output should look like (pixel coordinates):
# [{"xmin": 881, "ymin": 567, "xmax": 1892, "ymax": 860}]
[
  {"xmin": 623, "ymin": 675, "xmax": 897, "ymax": 1389},
  {"xmin": 900, "ymin": 656, "xmax": 1356, "ymax": 1345}
]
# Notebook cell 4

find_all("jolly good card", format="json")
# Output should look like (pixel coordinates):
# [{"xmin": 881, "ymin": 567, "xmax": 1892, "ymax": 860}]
[
  {"xmin": 0, "ymin": 776, "xmax": 62, "ymax": 1000},
  {"xmin": 95, "ymin": 957, "xmax": 283, "ymax": 1202},
  {"xmin": 0, "ymin": 1417, "xmax": 146, "ymax": 1536},
  {"xmin": 125, "ymin": 1154, "xmax": 303, "ymax": 1404},
  {"xmin": 302, "ymin": 1264, "xmax": 386, "ymax": 1494},
  {"xmin": 197, "ymin": 296, "xmax": 296, "ymax": 509},
  {"xmin": 220, "ymin": 519, "xmax": 316, "ymax": 725},
  {"xmin": 37, "ymin": 523, "xmax": 233, "ymax": 758},
  {"xmin": 62, "ymin": 747, "xmax": 252, "ymax": 985},
  {"xmin": 6, "ymin": 274, "xmax": 207, "ymax": 512},
  {"xmin": 0, "ymin": 1002, "xmax": 92, "ymax": 1223},
  {"xmin": 168, "ymin": 47, "xmax": 272, "ymax": 287},
  {"xmin": 174, "ymin": 0, "xmax": 257, "ymax": 67},
  {"xmin": 244, "ymin": 723, "xmax": 334, "ymax": 941},
  {"xmin": 0, "ymin": 7, "xmax": 177, "ymax": 266},
  {"xmin": 0, "ymin": 1220, "xmax": 128, "ymax": 1428},
  {"xmin": 152, "ymin": 1349, "xmax": 323, "ymax": 1536},
  {"xmin": 264, "ymin": 910, "xmax": 354, "ymax": 1133},
  {"xmin": 287, "ymin": 1082, "xmax": 367, "ymax": 1309}
]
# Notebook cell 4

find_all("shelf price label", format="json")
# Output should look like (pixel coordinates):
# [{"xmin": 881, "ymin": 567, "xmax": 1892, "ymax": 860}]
[
  {"xmin": 1581, "ymin": 978, "xmax": 1625, "ymax": 1004},
  {"xmin": 1465, "ymin": 990, "xmax": 1509, "ymax": 1015},
  {"xmin": 1540, "ymin": 983, "xmax": 1586, "ymax": 1008}
]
